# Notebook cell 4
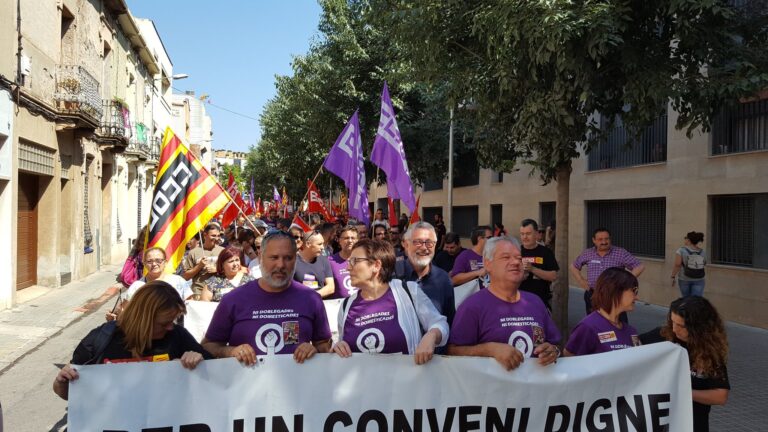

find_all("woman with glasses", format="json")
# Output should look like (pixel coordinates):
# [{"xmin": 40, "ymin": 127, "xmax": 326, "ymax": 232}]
[
  {"xmin": 293, "ymin": 230, "xmax": 335, "ymax": 298},
  {"xmin": 564, "ymin": 267, "xmax": 641, "ymax": 356},
  {"xmin": 54, "ymin": 281, "xmax": 211, "ymax": 400},
  {"xmin": 110, "ymin": 247, "xmax": 192, "ymax": 320},
  {"xmin": 201, "ymin": 247, "xmax": 256, "ymax": 302},
  {"xmin": 332, "ymin": 239, "xmax": 448, "ymax": 364},
  {"xmin": 640, "ymin": 297, "xmax": 729, "ymax": 432}
]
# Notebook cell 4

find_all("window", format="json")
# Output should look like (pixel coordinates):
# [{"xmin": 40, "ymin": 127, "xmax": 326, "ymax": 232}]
[
  {"xmin": 712, "ymin": 98, "xmax": 768, "ymax": 155},
  {"xmin": 422, "ymin": 206, "xmax": 443, "ymax": 226},
  {"xmin": 586, "ymin": 198, "xmax": 666, "ymax": 258},
  {"xmin": 452, "ymin": 206, "xmax": 478, "ymax": 238},
  {"xmin": 490, "ymin": 204, "xmax": 502, "ymax": 229},
  {"xmin": 711, "ymin": 194, "xmax": 768, "ymax": 269},
  {"xmin": 423, "ymin": 177, "xmax": 443, "ymax": 191},
  {"xmin": 491, "ymin": 170, "xmax": 503, "ymax": 183},
  {"xmin": 540, "ymin": 202, "xmax": 556, "ymax": 229},
  {"xmin": 588, "ymin": 110, "xmax": 668, "ymax": 171},
  {"xmin": 453, "ymin": 151, "xmax": 479, "ymax": 187}
]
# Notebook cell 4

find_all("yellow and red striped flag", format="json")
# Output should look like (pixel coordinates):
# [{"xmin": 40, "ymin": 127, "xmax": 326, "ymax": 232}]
[{"xmin": 144, "ymin": 127, "xmax": 230, "ymax": 274}]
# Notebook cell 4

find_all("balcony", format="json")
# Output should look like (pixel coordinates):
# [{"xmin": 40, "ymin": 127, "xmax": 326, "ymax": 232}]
[
  {"xmin": 149, "ymin": 136, "xmax": 161, "ymax": 163},
  {"xmin": 54, "ymin": 65, "xmax": 102, "ymax": 127},
  {"xmin": 97, "ymin": 99, "xmax": 130, "ymax": 146}
]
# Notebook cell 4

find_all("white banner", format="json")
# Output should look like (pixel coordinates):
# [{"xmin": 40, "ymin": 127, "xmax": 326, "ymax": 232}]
[
  {"xmin": 185, "ymin": 299, "xmax": 343, "ymax": 342},
  {"xmin": 68, "ymin": 342, "xmax": 692, "ymax": 431}
]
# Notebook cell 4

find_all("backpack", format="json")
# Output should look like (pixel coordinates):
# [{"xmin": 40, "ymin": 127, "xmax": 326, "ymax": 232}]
[
  {"xmin": 682, "ymin": 249, "xmax": 706, "ymax": 279},
  {"xmin": 81, "ymin": 321, "xmax": 117, "ymax": 365}
]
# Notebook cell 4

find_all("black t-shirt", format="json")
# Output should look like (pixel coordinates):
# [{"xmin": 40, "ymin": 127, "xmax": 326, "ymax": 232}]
[
  {"xmin": 71, "ymin": 324, "xmax": 212, "ymax": 365},
  {"xmin": 433, "ymin": 248, "xmax": 463, "ymax": 274},
  {"xmin": 640, "ymin": 327, "xmax": 730, "ymax": 432},
  {"xmin": 519, "ymin": 244, "xmax": 559, "ymax": 304}
]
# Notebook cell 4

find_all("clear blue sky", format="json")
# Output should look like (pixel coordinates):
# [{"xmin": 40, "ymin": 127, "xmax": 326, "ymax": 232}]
[{"xmin": 127, "ymin": 1, "xmax": 322, "ymax": 153}]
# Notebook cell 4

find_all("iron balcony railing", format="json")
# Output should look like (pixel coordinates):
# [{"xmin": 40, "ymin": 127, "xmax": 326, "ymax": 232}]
[
  {"xmin": 149, "ymin": 136, "xmax": 161, "ymax": 162},
  {"xmin": 98, "ymin": 100, "xmax": 130, "ymax": 141},
  {"xmin": 54, "ymin": 65, "xmax": 103, "ymax": 122}
]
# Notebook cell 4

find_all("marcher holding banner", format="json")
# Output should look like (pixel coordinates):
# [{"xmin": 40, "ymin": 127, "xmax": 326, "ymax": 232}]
[
  {"xmin": 202, "ymin": 231, "xmax": 332, "ymax": 365},
  {"xmin": 641, "ymin": 296, "xmax": 730, "ymax": 432},
  {"xmin": 448, "ymin": 236, "xmax": 561, "ymax": 370},
  {"xmin": 564, "ymin": 267, "xmax": 641, "ymax": 356},
  {"xmin": 333, "ymin": 239, "xmax": 448, "ymax": 364},
  {"xmin": 53, "ymin": 281, "xmax": 211, "ymax": 400}
]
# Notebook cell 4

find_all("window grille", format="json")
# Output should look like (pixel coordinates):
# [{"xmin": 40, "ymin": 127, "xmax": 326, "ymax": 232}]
[
  {"xmin": 588, "ymin": 111, "xmax": 667, "ymax": 171},
  {"xmin": 712, "ymin": 98, "xmax": 768, "ymax": 155},
  {"xmin": 451, "ymin": 206, "xmax": 479, "ymax": 238},
  {"xmin": 586, "ymin": 198, "xmax": 666, "ymax": 258},
  {"xmin": 453, "ymin": 151, "xmax": 479, "ymax": 187},
  {"xmin": 490, "ymin": 204, "xmax": 503, "ymax": 230},
  {"xmin": 422, "ymin": 206, "xmax": 443, "ymax": 226},
  {"xmin": 423, "ymin": 178, "xmax": 443, "ymax": 191},
  {"xmin": 540, "ymin": 202, "xmax": 556, "ymax": 229},
  {"xmin": 19, "ymin": 140, "xmax": 55, "ymax": 176},
  {"xmin": 710, "ymin": 194, "xmax": 768, "ymax": 269}
]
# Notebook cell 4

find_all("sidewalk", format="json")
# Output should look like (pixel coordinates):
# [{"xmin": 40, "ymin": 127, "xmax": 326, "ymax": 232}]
[{"xmin": 0, "ymin": 264, "xmax": 121, "ymax": 373}]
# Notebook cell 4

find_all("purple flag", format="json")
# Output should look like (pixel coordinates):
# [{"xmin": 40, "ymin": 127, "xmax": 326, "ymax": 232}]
[
  {"xmin": 323, "ymin": 110, "xmax": 370, "ymax": 225},
  {"xmin": 370, "ymin": 82, "xmax": 416, "ymax": 213},
  {"xmin": 249, "ymin": 177, "xmax": 256, "ymax": 209},
  {"xmin": 272, "ymin": 185, "xmax": 281, "ymax": 203}
]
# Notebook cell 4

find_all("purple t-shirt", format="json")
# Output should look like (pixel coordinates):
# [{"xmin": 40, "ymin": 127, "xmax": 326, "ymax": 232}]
[
  {"xmin": 343, "ymin": 289, "xmax": 408, "ymax": 354},
  {"xmin": 449, "ymin": 289, "xmax": 561, "ymax": 357},
  {"xmin": 205, "ymin": 280, "xmax": 331, "ymax": 355},
  {"xmin": 565, "ymin": 311, "xmax": 640, "ymax": 355},
  {"xmin": 572, "ymin": 246, "xmax": 641, "ymax": 289},
  {"xmin": 450, "ymin": 249, "xmax": 487, "ymax": 288},
  {"xmin": 329, "ymin": 253, "xmax": 356, "ymax": 299}
]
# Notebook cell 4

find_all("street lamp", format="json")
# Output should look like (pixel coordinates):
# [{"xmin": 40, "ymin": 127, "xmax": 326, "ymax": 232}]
[{"xmin": 172, "ymin": 73, "xmax": 189, "ymax": 80}]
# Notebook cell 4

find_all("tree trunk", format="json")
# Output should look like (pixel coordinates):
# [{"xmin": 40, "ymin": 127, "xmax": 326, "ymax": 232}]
[{"xmin": 551, "ymin": 162, "xmax": 572, "ymax": 340}]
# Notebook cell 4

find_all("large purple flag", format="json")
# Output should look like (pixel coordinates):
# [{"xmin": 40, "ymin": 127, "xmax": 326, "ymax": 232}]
[
  {"xmin": 323, "ymin": 111, "xmax": 370, "ymax": 225},
  {"xmin": 272, "ymin": 185, "xmax": 281, "ymax": 203},
  {"xmin": 370, "ymin": 82, "xmax": 416, "ymax": 212}
]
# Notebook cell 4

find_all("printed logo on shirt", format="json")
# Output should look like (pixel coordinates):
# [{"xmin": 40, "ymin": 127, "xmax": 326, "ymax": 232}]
[
  {"xmin": 631, "ymin": 335, "xmax": 641, "ymax": 347},
  {"xmin": 302, "ymin": 274, "xmax": 319, "ymax": 290},
  {"xmin": 343, "ymin": 275, "xmax": 353, "ymax": 292},
  {"xmin": 255, "ymin": 323, "xmax": 285, "ymax": 354},
  {"xmin": 508, "ymin": 330, "xmax": 534, "ymax": 357},
  {"xmin": 104, "ymin": 353, "xmax": 170, "ymax": 364},
  {"xmin": 532, "ymin": 325, "xmax": 545, "ymax": 346},
  {"xmin": 598, "ymin": 331, "xmax": 618, "ymax": 343},
  {"xmin": 356, "ymin": 328, "xmax": 386, "ymax": 353},
  {"xmin": 469, "ymin": 260, "xmax": 483, "ymax": 271},
  {"xmin": 283, "ymin": 321, "xmax": 299, "ymax": 345}
]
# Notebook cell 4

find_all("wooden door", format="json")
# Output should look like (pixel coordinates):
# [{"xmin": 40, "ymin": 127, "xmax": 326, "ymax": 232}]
[{"xmin": 17, "ymin": 173, "xmax": 38, "ymax": 289}]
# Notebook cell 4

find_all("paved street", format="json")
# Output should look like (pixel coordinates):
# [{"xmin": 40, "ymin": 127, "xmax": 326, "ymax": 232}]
[{"xmin": 0, "ymin": 269, "xmax": 765, "ymax": 431}]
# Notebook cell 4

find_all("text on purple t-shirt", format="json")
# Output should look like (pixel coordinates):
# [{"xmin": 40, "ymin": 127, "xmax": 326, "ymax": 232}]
[
  {"xmin": 329, "ymin": 253, "xmax": 356, "ymax": 298},
  {"xmin": 205, "ymin": 280, "xmax": 331, "ymax": 355},
  {"xmin": 343, "ymin": 289, "xmax": 408, "ymax": 354},
  {"xmin": 449, "ymin": 289, "xmax": 561, "ymax": 357},
  {"xmin": 565, "ymin": 311, "xmax": 641, "ymax": 356}
]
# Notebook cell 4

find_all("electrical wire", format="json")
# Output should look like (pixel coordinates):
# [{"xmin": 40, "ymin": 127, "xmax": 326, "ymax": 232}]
[{"xmin": 172, "ymin": 86, "xmax": 259, "ymax": 122}]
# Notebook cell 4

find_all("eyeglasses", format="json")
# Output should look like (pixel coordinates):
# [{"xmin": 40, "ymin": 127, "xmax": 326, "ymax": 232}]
[
  {"xmin": 411, "ymin": 239, "xmax": 436, "ymax": 248},
  {"xmin": 631, "ymin": 287, "xmax": 639, "ymax": 295},
  {"xmin": 348, "ymin": 257, "xmax": 372, "ymax": 266},
  {"xmin": 145, "ymin": 259, "xmax": 166, "ymax": 266}
]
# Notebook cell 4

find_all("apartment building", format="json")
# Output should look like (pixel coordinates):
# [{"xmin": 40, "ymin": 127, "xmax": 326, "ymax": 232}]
[{"xmin": 406, "ymin": 102, "xmax": 768, "ymax": 328}]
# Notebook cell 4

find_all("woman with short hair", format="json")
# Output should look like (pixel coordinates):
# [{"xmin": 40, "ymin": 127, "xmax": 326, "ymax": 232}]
[
  {"xmin": 332, "ymin": 239, "xmax": 448, "ymax": 364},
  {"xmin": 53, "ymin": 281, "xmax": 211, "ymax": 400},
  {"xmin": 641, "ymin": 296, "xmax": 729, "ymax": 432},
  {"xmin": 202, "ymin": 247, "xmax": 255, "ymax": 301},
  {"xmin": 564, "ymin": 267, "xmax": 641, "ymax": 356}
]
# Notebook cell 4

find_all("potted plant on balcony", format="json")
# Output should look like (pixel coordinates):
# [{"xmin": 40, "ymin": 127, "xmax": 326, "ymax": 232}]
[{"xmin": 58, "ymin": 77, "xmax": 82, "ymax": 111}]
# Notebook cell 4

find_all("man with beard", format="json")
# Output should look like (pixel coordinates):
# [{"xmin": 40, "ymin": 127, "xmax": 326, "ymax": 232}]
[
  {"xmin": 448, "ymin": 237, "xmax": 560, "ymax": 370},
  {"xmin": 395, "ymin": 222, "xmax": 455, "ymax": 327},
  {"xmin": 202, "ymin": 231, "xmax": 332, "ymax": 365}
]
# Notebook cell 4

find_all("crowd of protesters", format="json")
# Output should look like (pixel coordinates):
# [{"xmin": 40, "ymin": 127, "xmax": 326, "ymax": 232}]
[{"xmin": 56, "ymin": 206, "xmax": 727, "ymax": 431}]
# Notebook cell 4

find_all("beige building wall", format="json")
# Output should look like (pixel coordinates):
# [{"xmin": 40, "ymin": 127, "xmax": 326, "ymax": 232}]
[{"xmin": 408, "ymin": 107, "xmax": 768, "ymax": 329}]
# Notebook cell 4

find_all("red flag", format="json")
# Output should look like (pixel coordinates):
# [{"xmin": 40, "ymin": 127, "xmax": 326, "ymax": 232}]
[
  {"xmin": 409, "ymin": 194, "xmax": 421, "ymax": 225},
  {"xmin": 291, "ymin": 214, "xmax": 312, "ymax": 233},
  {"xmin": 388, "ymin": 197, "xmax": 397, "ymax": 227},
  {"xmin": 256, "ymin": 197, "xmax": 264, "ymax": 216},
  {"xmin": 221, "ymin": 172, "xmax": 245, "ymax": 228},
  {"xmin": 307, "ymin": 180, "xmax": 335, "ymax": 222},
  {"xmin": 244, "ymin": 194, "xmax": 255, "ymax": 216}
]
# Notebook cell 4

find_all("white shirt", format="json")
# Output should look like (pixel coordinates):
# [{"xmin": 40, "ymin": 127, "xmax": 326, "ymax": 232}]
[
  {"xmin": 123, "ymin": 274, "xmax": 193, "ymax": 301},
  {"xmin": 248, "ymin": 260, "xmax": 262, "ymax": 279}
]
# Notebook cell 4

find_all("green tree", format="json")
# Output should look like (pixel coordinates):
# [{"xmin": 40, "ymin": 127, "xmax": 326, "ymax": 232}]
[
  {"xmin": 245, "ymin": 0, "xmax": 458, "ymax": 207},
  {"xmin": 373, "ymin": 0, "xmax": 768, "ymax": 331}
]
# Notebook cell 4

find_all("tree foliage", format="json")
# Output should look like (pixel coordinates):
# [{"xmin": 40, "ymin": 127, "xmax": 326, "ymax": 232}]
[{"xmin": 246, "ymin": 0, "xmax": 458, "ymax": 202}]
